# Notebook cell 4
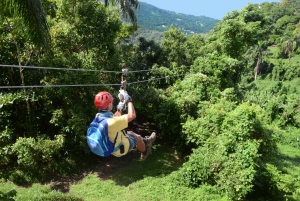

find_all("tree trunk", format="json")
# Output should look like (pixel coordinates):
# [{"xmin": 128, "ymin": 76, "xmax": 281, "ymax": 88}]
[{"xmin": 12, "ymin": 35, "xmax": 33, "ymax": 136}]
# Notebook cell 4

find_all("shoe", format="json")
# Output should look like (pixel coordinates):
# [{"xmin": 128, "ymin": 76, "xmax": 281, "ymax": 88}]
[{"xmin": 141, "ymin": 132, "xmax": 156, "ymax": 160}]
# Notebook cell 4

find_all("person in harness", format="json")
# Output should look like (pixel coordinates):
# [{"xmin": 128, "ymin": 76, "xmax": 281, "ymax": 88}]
[{"xmin": 91, "ymin": 91, "xmax": 156, "ymax": 160}]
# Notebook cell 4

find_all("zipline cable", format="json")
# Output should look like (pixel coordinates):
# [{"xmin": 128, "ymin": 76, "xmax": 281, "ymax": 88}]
[
  {"xmin": 0, "ymin": 64, "xmax": 191, "ymax": 73},
  {"xmin": 0, "ymin": 83, "xmax": 119, "ymax": 89},
  {"xmin": 0, "ymin": 64, "xmax": 120, "ymax": 73},
  {"xmin": 0, "ymin": 74, "xmax": 186, "ymax": 89}
]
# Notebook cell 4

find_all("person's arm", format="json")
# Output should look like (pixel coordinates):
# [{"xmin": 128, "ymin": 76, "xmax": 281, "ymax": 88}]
[{"xmin": 127, "ymin": 101, "xmax": 136, "ymax": 122}]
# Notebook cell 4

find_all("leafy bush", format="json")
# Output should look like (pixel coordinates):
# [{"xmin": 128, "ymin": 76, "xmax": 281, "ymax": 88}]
[
  {"xmin": 242, "ymin": 81, "xmax": 300, "ymax": 128},
  {"xmin": 191, "ymin": 54, "xmax": 240, "ymax": 90},
  {"xmin": 183, "ymin": 99, "xmax": 236, "ymax": 147},
  {"xmin": 11, "ymin": 136, "xmax": 64, "ymax": 182},
  {"xmin": 155, "ymin": 73, "xmax": 220, "ymax": 152},
  {"xmin": 176, "ymin": 102, "xmax": 279, "ymax": 200},
  {"xmin": 0, "ymin": 126, "xmax": 14, "ymax": 168}
]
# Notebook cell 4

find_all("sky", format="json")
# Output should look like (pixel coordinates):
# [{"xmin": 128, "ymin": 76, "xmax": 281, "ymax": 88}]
[{"xmin": 140, "ymin": 0, "xmax": 281, "ymax": 20}]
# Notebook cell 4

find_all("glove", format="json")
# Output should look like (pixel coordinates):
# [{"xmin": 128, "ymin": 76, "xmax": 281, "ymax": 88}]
[
  {"xmin": 117, "ymin": 101, "xmax": 126, "ymax": 111},
  {"xmin": 118, "ymin": 90, "xmax": 132, "ymax": 103}
]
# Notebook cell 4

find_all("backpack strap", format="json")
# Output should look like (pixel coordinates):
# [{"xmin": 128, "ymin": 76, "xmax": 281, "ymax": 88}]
[
  {"xmin": 96, "ymin": 115, "xmax": 120, "ymax": 151},
  {"xmin": 96, "ymin": 114, "xmax": 128, "ymax": 154}
]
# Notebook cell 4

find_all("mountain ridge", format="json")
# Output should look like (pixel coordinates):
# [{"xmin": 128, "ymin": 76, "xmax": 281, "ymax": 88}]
[{"xmin": 136, "ymin": 2, "xmax": 220, "ymax": 34}]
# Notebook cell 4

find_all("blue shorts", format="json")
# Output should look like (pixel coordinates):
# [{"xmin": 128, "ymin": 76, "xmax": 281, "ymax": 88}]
[{"xmin": 126, "ymin": 132, "xmax": 138, "ymax": 152}]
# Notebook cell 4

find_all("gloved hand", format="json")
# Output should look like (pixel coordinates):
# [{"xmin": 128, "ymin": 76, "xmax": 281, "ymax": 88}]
[
  {"xmin": 118, "ymin": 90, "xmax": 132, "ymax": 103},
  {"xmin": 116, "ymin": 101, "xmax": 126, "ymax": 111}
]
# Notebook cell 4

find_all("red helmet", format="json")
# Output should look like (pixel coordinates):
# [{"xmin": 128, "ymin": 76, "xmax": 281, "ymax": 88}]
[{"xmin": 94, "ymin": 91, "xmax": 114, "ymax": 109}]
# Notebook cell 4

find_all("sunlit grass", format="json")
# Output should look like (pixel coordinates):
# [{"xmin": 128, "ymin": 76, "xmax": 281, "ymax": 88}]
[
  {"xmin": 0, "ymin": 139, "xmax": 229, "ymax": 201},
  {"xmin": 0, "ymin": 181, "xmax": 82, "ymax": 201},
  {"xmin": 69, "ymin": 173, "xmax": 228, "ymax": 201}
]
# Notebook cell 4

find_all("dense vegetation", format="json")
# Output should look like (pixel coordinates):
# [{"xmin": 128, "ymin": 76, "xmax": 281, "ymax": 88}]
[
  {"xmin": 136, "ymin": 2, "xmax": 220, "ymax": 34},
  {"xmin": 1, "ymin": 0, "xmax": 300, "ymax": 200}
]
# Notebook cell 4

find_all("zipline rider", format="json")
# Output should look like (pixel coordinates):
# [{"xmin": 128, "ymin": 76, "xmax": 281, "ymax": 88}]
[{"xmin": 91, "ymin": 90, "xmax": 156, "ymax": 160}]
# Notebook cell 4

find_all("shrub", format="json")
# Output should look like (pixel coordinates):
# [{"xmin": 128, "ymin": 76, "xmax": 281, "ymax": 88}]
[
  {"xmin": 183, "ymin": 99, "xmax": 236, "ymax": 147},
  {"xmin": 155, "ymin": 73, "xmax": 220, "ymax": 152},
  {"xmin": 11, "ymin": 136, "xmax": 64, "ymax": 182},
  {"xmin": 177, "ymin": 102, "xmax": 279, "ymax": 201}
]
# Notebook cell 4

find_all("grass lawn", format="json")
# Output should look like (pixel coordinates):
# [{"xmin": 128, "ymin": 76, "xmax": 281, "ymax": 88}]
[{"xmin": 0, "ymin": 138, "xmax": 228, "ymax": 201}]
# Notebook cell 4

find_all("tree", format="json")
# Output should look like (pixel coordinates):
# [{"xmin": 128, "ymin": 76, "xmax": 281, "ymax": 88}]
[
  {"xmin": 184, "ymin": 34, "xmax": 205, "ymax": 64},
  {"xmin": 279, "ymin": 35, "xmax": 300, "ymax": 61},
  {"xmin": 0, "ymin": 0, "xmax": 50, "ymax": 47},
  {"xmin": 207, "ymin": 3, "xmax": 268, "ymax": 60},
  {"xmin": 246, "ymin": 40, "xmax": 268, "ymax": 80},
  {"xmin": 178, "ymin": 102, "xmax": 279, "ymax": 201},
  {"xmin": 162, "ymin": 25, "xmax": 188, "ymax": 67},
  {"xmin": 104, "ymin": 0, "xmax": 140, "ymax": 28},
  {"xmin": 0, "ymin": 0, "xmax": 124, "ymax": 181}
]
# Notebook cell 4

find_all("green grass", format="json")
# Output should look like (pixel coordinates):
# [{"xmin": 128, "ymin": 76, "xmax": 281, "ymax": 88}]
[
  {"xmin": 1, "ymin": 125, "xmax": 300, "ymax": 201},
  {"xmin": 69, "ymin": 173, "xmax": 228, "ymax": 201},
  {"xmin": 0, "ymin": 181, "xmax": 82, "ymax": 201},
  {"xmin": 0, "ymin": 140, "xmax": 228, "ymax": 201}
]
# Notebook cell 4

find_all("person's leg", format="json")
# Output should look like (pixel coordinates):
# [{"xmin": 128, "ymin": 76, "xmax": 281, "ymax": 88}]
[
  {"xmin": 141, "ymin": 132, "xmax": 156, "ymax": 160},
  {"xmin": 126, "ymin": 131, "xmax": 145, "ymax": 152},
  {"xmin": 127, "ymin": 131, "xmax": 156, "ymax": 160},
  {"xmin": 136, "ymin": 134, "xmax": 146, "ymax": 152}
]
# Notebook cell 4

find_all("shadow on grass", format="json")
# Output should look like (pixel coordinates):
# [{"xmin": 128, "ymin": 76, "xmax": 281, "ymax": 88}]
[
  {"xmin": 48, "ymin": 120, "xmax": 185, "ymax": 192},
  {"xmin": 273, "ymin": 151, "xmax": 300, "ymax": 172},
  {"xmin": 47, "ymin": 138, "xmax": 184, "ymax": 192},
  {"xmin": 0, "ymin": 189, "xmax": 16, "ymax": 201},
  {"xmin": 105, "ymin": 138, "xmax": 184, "ymax": 186}
]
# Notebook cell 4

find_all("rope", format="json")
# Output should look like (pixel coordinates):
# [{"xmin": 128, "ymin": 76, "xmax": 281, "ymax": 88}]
[
  {"xmin": 0, "ymin": 64, "xmax": 190, "ymax": 73},
  {"xmin": 0, "ymin": 64, "xmax": 121, "ymax": 73},
  {"xmin": 0, "ymin": 64, "xmax": 188, "ymax": 89},
  {"xmin": 0, "ymin": 75, "xmax": 185, "ymax": 89},
  {"xmin": 0, "ymin": 83, "xmax": 120, "ymax": 89}
]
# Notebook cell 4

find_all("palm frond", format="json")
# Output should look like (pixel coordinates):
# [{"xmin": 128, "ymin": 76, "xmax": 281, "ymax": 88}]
[
  {"xmin": 104, "ymin": 0, "xmax": 139, "ymax": 27},
  {"xmin": 6, "ymin": 0, "xmax": 50, "ymax": 47}
]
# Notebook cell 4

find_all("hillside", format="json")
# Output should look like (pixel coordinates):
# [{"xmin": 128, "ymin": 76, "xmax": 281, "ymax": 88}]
[
  {"xmin": 2, "ymin": 0, "xmax": 300, "ymax": 200},
  {"xmin": 136, "ymin": 2, "xmax": 220, "ymax": 35}
]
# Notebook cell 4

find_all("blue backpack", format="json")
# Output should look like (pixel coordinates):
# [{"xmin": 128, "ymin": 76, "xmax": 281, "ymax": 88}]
[{"xmin": 87, "ymin": 115, "xmax": 118, "ymax": 157}]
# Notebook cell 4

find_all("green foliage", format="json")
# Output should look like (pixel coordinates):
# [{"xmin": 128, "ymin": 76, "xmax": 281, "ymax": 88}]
[
  {"xmin": 271, "ymin": 60, "xmax": 300, "ymax": 81},
  {"xmin": 1, "ymin": 0, "xmax": 300, "ymax": 200},
  {"xmin": 242, "ymin": 80, "xmax": 300, "ymax": 128},
  {"xmin": 261, "ymin": 140, "xmax": 300, "ymax": 201},
  {"xmin": 0, "ymin": 182, "xmax": 82, "ymax": 201},
  {"xmin": 209, "ymin": 19, "xmax": 261, "ymax": 59},
  {"xmin": 162, "ymin": 25, "xmax": 188, "ymax": 67},
  {"xmin": 0, "ymin": 0, "xmax": 125, "ymax": 183},
  {"xmin": 191, "ymin": 54, "xmax": 240, "ymax": 90},
  {"xmin": 136, "ymin": 2, "xmax": 219, "ymax": 34},
  {"xmin": 177, "ymin": 102, "xmax": 279, "ymax": 201},
  {"xmin": 69, "ymin": 173, "xmax": 229, "ymax": 201},
  {"xmin": 123, "ymin": 37, "xmax": 164, "ymax": 78},
  {"xmin": 0, "ymin": 0, "xmax": 50, "ymax": 47},
  {"xmin": 183, "ymin": 99, "xmax": 237, "ymax": 147},
  {"xmin": 167, "ymin": 73, "xmax": 219, "ymax": 120},
  {"xmin": 279, "ymin": 127, "xmax": 300, "ymax": 148},
  {"xmin": 10, "ymin": 136, "xmax": 64, "ymax": 182},
  {"xmin": 0, "ymin": 189, "xmax": 17, "ymax": 201},
  {"xmin": 185, "ymin": 34, "xmax": 205, "ymax": 64},
  {"xmin": 0, "ymin": 126, "xmax": 14, "ymax": 170},
  {"xmin": 154, "ymin": 73, "xmax": 221, "ymax": 153}
]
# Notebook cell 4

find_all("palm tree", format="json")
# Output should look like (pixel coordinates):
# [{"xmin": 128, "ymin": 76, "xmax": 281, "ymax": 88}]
[
  {"xmin": 104, "ymin": 0, "xmax": 140, "ymax": 28},
  {"xmin": 280, "ymin": 36, "xmax": 299, "ymax": 62},
  {"xmin": 246, "ymin": 40, "xmax": 268, "ymax": 80},
  {"xmin": 1, "ymin": 0, "xmax": 50, "ymax": 47}
]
